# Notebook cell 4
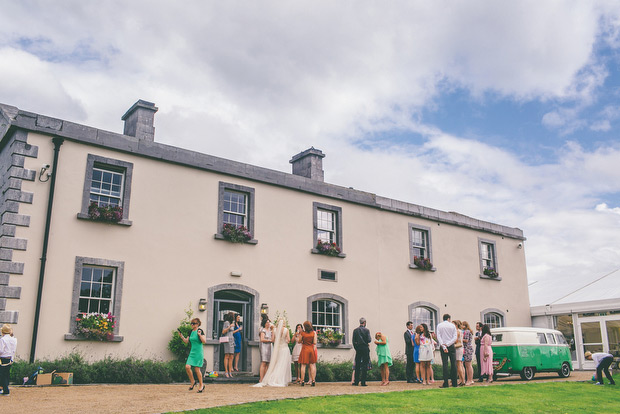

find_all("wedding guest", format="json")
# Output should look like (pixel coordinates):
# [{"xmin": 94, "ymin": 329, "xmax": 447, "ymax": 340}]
[
  {"xmin": 461, "ymin": 321, "xmax": 475, "ymax": 385},
  {"xmin": 178, "ymin": 318, "xmax": 207, "ymax": 393},
  {"xmin": 480, "ymin": 324, "xmax": 494, "ymax": 383},
  {"xmin": 291, "ymin": 323, "xmax": 304, "ymax": 383},
  {"xmin": 475, "ymin": 322, "xmax": 483, "ymax": 382},
  {"xmin": 232, "ymin": 314, "xmax": 243, "ymax": 372},
  {"xmin": 404, "ymin": 321, "xmax": 415, "ymax": 383},
  {"xmin": 375, "ymin": 332, "xmax": 393, "ymax": 385},
  {"xmin": 585, "ymin": 351, "xmax": 616, "ymax": 385},
  {"xmin": 0, "ymin": 324, "xmax": 17, "ymax": 396},
  {"xmin": 352, "ymin": 317, "xmax": 372, "ymax": 386},
  {"xmin": 221, "ymin": 312, "xmax": 236, "ymax": 378},
  {"xmin": 418, "ymin": 323, "xmax": 434, "ymax": 385},
  {"xmin": 426, "ymin": 326, "xmax": 437, "ymax": 384},
  {"xmin": 298, "ymin": 321, "xmax": 317, "ymax": 386},
  {"xmin": 258, "ymin": 314, "xmax": 274, "ymax": 382},
  {"xmin": 413, "ymin": 325, "xmax": 422, "ymax": 383},
  {"xmin": 437, "ymin": 314, "xmax": 458, "ymax": 388},
  {"xmin": 453, "ymin": 320, "xmax": 465, "ymax": 386}
]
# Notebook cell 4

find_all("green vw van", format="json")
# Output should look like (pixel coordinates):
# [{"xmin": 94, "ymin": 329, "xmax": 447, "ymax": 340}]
[{"xmin": 490, "ymin": 327, "xmax": 572, "ymax": 380}]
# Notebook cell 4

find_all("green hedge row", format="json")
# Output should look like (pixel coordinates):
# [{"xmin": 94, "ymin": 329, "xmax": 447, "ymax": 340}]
[
  {"xmin": 10, "ymin": 353, "xmax": 187, "ymax": 385},
  {"xmin": 10, "ymin": 353, "xmax": 478, "ymax": 384}
]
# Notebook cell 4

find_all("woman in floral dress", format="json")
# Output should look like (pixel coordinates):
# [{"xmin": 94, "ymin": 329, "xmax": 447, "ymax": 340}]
[{"xmin": 461, "ymin": 321, "xmax": 475, "ymax": 385}]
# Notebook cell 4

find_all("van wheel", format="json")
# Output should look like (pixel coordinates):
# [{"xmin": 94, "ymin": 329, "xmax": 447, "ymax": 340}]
[
  {"xmin": 520, "ymin": 366, "xmax": 535, "ymax": 381},
  {"xmin": 558, "ymin": 362, "xmax": 570, "ymax": 378}
]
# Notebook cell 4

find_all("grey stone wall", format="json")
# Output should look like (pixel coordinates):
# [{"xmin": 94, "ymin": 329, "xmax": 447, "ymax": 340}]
[{"xmin": 0, "ymin": 129, "xmax": 37, "ymax": 324}]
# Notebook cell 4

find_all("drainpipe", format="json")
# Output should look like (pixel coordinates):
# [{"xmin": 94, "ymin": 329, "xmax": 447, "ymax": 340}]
[{"xmin": 30, "ymin": 136, "xmax": 64, "ymax": 363}]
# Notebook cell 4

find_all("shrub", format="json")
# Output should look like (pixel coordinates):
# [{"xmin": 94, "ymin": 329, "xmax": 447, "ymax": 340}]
[{"xmin": 168, "ymin": 305, "xmax": 194, "ymax": 361}]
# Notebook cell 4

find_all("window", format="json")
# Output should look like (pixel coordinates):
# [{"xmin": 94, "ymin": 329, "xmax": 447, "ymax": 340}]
[
  {"xmin": 215, "ymin": 182, "xmax": 256, "ymax": 243},
  {"xmin": 307, "ymin": 293, "xmax": 350, "ymax": 347},
  {"xmin": 409, "ymin": 301, "xmax": 440, "ymax": 332},
  {"xmin": 481, "ymin": 309, "xmax": 505, "ymax": 328},
  {"xmin": 318, "ymin": 269, "xmax": 337, "ymax": 282},
  {"xmin": 408, "ymin": 223, "xmax": 434, "ymax": 270},
  {"xmin": 478, "ymin": 238, "xmax": 499, "ymax": 279},
  {"xmin": 312, "ymin": 202, "xmax": 344, "ymax": 257},
  {"xmin": 66, "ymin": 256, "xmax": 125, "ymax": 341},
  {"xmin": 546, "ymin": 333, "xmax": 556, "ymax": 344},
  {"xmin": 538, "ymin": 333, "xmax": 547, "ymax": 344},
  {"xmin": 78, "ymin": 154, "xmax": 133, "ymax": 225}
]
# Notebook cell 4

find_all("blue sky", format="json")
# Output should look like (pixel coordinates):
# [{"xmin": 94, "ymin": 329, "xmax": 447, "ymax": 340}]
[{"xmin": 1, "ymin": 1, "xmax": 620, "ymax": 305}]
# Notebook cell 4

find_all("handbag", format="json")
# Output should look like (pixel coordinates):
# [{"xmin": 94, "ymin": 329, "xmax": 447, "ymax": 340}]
[{"xmin": 219, "ymin": 336, "xmax": 229, "ymax": 343}]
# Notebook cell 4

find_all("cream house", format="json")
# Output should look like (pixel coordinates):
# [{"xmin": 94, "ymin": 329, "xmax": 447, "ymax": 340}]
[{"xmin": 0, "ymin": 100, "xmax": 530, "ymax": 372}]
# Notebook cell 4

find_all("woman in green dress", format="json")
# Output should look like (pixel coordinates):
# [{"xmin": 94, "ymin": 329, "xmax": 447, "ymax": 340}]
[
  {"xmin": 179, "ymin": 317, "xmax": 207, "ymax": 392},
  {"xmin": 375, "ymin": 332, "xmax": 393, "ymax": 386}
]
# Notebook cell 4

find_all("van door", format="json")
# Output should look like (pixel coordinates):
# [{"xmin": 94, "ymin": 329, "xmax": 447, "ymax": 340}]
[
  {"xmin": 537, "ymin": 333, "xmax": 551, "ymax": 370},
  {"xmin": 545, "ymin": 333, "xmax": 559, "ymax": 369}
]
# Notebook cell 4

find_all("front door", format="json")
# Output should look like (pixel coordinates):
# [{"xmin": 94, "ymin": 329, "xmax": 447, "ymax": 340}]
[{"xmin": 213, "ymin": 290, "xmax": 253, "ymax": 371}]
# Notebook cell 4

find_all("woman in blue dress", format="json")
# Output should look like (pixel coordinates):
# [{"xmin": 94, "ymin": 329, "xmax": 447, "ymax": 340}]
[
  {"xmin": 414, "ymin": 325, "xmax": 422, "ymax": 383},
  {"xmin": 178, "ymin": 317, "xmax": 207, "ymax": 393},
  {"xmin": 233, "ymin": 314, "xmax": 243, "ymax": 371}
]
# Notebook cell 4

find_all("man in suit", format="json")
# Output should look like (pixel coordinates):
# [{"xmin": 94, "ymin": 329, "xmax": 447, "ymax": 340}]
[
  {"xmin": 436, "ymin": 313, "xmax": 458, "ymax": 388},
  {"xmin": 404, "ymin": 321, "xmax": 415, "ymax": 383},
  {"xmin": 474, "ymin": 322, "xmax": 483, "ymax": 382},
  {"xmin": 352, "ymin": 317, "xmax": 371, "ymax": 386}
]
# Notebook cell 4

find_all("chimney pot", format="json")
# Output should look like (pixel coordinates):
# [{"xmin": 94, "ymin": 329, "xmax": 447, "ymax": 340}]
[{"xmin": 122, "ymin": 99, "xmax": 158, "ymax": 141}]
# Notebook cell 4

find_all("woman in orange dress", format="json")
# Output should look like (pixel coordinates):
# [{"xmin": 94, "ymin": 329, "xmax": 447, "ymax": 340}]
[{"xmin": 297, "ymin": 320, "xmax": 317, "ymax": 386}]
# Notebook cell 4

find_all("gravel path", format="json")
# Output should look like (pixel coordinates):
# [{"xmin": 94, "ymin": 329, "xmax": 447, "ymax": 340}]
[{"xmin": 2, "ymin": 371, "xmax": 593, "ymax": 414}]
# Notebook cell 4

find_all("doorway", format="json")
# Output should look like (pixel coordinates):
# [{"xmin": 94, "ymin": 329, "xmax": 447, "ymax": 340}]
[
  {"xmin": 577, "ymin": 313, "xmax": 620, "ymax": 369},
  {"xmin": 213, "ymin": 289, "xmax": 253, "ymax": 372}
]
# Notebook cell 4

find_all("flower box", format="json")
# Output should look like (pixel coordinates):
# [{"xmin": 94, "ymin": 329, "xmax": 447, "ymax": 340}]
[
  {"xmin": 221, "ymin": 224, "xmax": 253, "ymax": 243},
  {"xmin": 75, "ymin": 312, "xmax": 116, "ymax": 341},
  {"xmin": 483, "ymin": 267, "xmax": 499, "ymax": 278},
  {"xmin": 413, "ymin": 256, "xmax": 433, "ymax": 270},
  {"xmin": 88, "ymin": 202, "xmax": 123, "ymax": 223},
  {"xmin": 317, "ymin": 328, "xmax": 344, "ymax": 347},
  {"xmin": 315, "ymin": 240, "xmax": 342, "ymax": 257}
]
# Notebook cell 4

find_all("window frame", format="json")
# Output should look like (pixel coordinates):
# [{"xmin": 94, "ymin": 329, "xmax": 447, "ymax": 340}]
[
  {"xmin": 480, "ymin": 308, "xmax": 505, "ymax": 328},
  {"xmin": 478, "ymin": 237, "xmax": 500, "ymax": 280},
  {"xmin": 215, "ymin": 182, "xmax": 257, "ymax": 244},
  {"xmin": 408, "ymin": 223, "xmax": 435, "ymax": 271},
  {"xmin": 77, "ymin": 154, "xmax": 133, "ymax": 226},
  {"xmin": 307, "ymin": 293, "xmax": 351, "ymax": 348},
  {"xmin": 65, "ymin": 256, "xmax": 125, "ymax": 342},
  {"xmin": 317, "ymin": 269, "xmax": 338, "ymax": 282},
  {"xmin": 311, "ymin": 202, "xmax": 345, "ymax": 257},
  {"xmin": 408, "ymin": 301, "xmax": 440, "ymax": 332}
]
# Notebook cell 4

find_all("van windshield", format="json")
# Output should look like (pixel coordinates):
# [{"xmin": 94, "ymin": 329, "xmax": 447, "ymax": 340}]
[{"xmin": 555, "ymin": 334, "xmax": 568, "ymax": 345}]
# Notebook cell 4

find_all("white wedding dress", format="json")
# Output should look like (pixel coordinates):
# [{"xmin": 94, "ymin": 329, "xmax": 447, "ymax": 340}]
[{"xmin": 253, "ymin": 319, "xmax": 292, "ymax": 387}]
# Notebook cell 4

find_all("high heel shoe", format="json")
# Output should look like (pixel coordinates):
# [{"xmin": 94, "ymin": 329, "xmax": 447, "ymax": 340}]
[
  {"xmin": 311, "ymin": 381, "xmax": 315, "ymax": 387},
  {"xmin": 188, "ymin": 383, "xmax": 196, "ymax": 391},
  {"xmin": 301, "ymin": 381, "xmax": 305, "ymax": 386},
  {"xmin": 197, "ymin": 384, "xmax": 205, "ymax": 393}
]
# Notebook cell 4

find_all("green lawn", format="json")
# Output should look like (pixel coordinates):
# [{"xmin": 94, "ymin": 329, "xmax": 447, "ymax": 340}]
[{"xmin": 178, "ymin": 378, "xmax": 620, "ymax": 414}]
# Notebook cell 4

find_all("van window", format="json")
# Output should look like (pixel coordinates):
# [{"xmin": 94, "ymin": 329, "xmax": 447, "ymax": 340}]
[
  {"xmin": 492, "ymin": 334, "xmax": 503, "ymax": 342},
  {"xmin": 546, "ymin": 333, "xmax": 556, "ymax": 344},
  {"xmin": 555, "ymin": 334, "xmax": 568, "ymax": 345},
  {"xmin": 537, "ymin": 333, "xmax": 547, "ymax": 344}
]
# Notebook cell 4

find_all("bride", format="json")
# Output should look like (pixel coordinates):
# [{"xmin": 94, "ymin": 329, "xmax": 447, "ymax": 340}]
[{"xmin": 253, "ymin": 318, "xmax": 292, "ymax": 387}]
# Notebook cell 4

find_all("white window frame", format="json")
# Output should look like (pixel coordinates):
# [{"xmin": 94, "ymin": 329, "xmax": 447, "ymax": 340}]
[
  {"xmin": 222, "ymin": 189, "xmax": 248, "ymax": 227},
  {"xmin": 306, "ymin": 293, "xmax": 350, "ymax": 348},
  {"xmin": 478, "ymin": 238, "xmax": 500, "ymax": 280},
  {"xmin": 409, "ymin": 301, "xmax": 440, "ymax": 332},
  {"xmin": 215, "ymin": 182, "xmax": 257, "ymax": 244},
  {"xmin": 77, "ymin": 265, "xmax": 116, "ymax": 315},
  {"xmin": 311, "ymin": 202, "xmax": 345, "ymax": 257},
  {"xmin": 481, "ymin": 308, "xmax": 505, "ymax": 328}
]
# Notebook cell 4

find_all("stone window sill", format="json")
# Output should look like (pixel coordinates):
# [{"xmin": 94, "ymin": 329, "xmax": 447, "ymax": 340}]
[
  {"xmin": 64, "ymin": 333, "xmax": 123, "ymax": 342},
  {"xmin": 409, "ymin": 264, "xmax": 437, "ymax": 272},
  {"xmin": 77, "ymin": 213, "xmax": 132, "ymax": 226},
  {"xmin": 479, "ymin": 274, "xmax": 502, "ymax": 281},
  {"xmin": 214, "ymin": 234, "xmax": 258, "ymax": 244},
  {"xmin": 311, "ymin": 249, "xmax": 346, "ymax": 258},
  {"xmin": 317, "ymin": 343, "xmax": 352, "ymax": 349}
]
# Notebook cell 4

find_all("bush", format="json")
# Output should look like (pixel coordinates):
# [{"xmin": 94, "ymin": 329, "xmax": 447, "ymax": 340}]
[
  {"xmin": 10, "ymin": 353, "xmax": 187, "ymax": 385},
  {"xmin": 168, "ymin": 305, "xmax": 194, "ymax": 361}
]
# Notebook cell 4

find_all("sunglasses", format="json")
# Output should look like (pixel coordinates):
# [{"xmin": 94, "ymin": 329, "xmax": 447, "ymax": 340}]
[{"xmin": 191, "ymin": 322, "xmax": 198, "ymax": 325}]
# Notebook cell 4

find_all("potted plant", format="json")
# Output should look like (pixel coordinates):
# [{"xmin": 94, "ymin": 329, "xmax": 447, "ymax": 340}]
[
  {"xmin": 413, "ymin": 256, "xmax": 433, "ymax": 270},
  {"xmin": 75, "ymin": 312, "xmax": 116, "ymax": 341},
  {"xmin": 483, "ymin": 267, "xmax": 499, "ymax": 278},
  {"xmin": 221, "ymin": 223, "xmax": 253, "ymax": 243},
  {"xmin": 316, "ymin": 328, "xmax": 344, "ymax": 347},
  {"xmin": 88, "ymin": 201, "xmax": 123, "ymax": 223},
  {"xmin": 315, "ymin": 240, "xmax": 342, "ymax": 256}
]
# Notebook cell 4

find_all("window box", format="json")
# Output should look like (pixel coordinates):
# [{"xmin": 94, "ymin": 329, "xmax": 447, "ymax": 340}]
[
  {"xmin": 316, "ymin": 327, "xmax": 344, "ymax": 347},
  {"xmin": 73, "ymin": 312, "xmax": 116, "ymax": 341},
  {"xmin": 220, "ymin": 224, "xmax": 253, "ymax": 243},
  {"xmin": 410, "ymin": 256, "xmax": 436, "ymax": 271},
  {"xmin": 313, "ymin": 240, "xmax": 345, "ymax": 257},
  {"xmin": 86, "ymin": 202, "xmax": 123, "ymax": 223},
  {"xmin": 483, "ymin": 267, "xmax": 499, "ymax": 278}
]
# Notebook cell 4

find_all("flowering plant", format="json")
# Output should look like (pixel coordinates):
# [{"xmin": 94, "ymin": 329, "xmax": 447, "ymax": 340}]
[
  {"xmin": 75, "ymin": 312, "xmax": 115, "ymax": 341},
  {"xmin": 315, "ymin": 240, "xmax": 341, "ymax": 256},
  {"xmin": 413, "ymin": 256, "xmax": 433, "ymax": 270},
  {"xmin": 483, "ymin": 267, "xmax": 499, "ymax": 278},
  {"xmin": 221, "ymin": 224, "xmax": 252, "ymax": 243},
  {"xmin": 88, "ymin": 202, "xmax": 123, "ymax": 223},
  {"xmin": 316, "ymin": 328, "xmax": 344, "ymax": 347}
]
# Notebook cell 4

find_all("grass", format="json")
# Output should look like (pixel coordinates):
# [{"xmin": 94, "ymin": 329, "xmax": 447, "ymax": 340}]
[{"xmin": 176, "ymin": 375, "xmax": 620, "ymax": 414}]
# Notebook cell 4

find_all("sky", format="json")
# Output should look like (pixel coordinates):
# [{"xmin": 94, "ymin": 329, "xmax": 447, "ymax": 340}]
[{"xmin": 1, "ymin": 1, "xmax": 620, "ymax": 306}]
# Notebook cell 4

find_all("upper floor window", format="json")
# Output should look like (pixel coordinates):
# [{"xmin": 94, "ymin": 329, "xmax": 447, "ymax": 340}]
[
  {"xmin": 478, "ymin": 238, "xmax": 500, "ymax": 279},
  {"xmin": 78, "ymin": 154, "xmax": 133, "ymax": 226},
  {"xmin": 408, "ymin": 223, "xmax": 434, "ymax": 271},
  {"xmin": 312, "ymin": 202, "xmax": 345, "ymax": 257},
  {"xmin": 215, "ymin": 182, "xmax": 257, "ymax": 244}
]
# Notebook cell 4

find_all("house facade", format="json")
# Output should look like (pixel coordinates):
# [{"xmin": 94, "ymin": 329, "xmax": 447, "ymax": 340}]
[{"xmin": 0, "ymin": 100, "xmax": 530, "ymax": 372}]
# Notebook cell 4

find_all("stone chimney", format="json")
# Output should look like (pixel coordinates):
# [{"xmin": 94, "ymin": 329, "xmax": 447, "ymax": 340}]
[
  {"xmin": 121, "ymin": 100, "xmax": 158, "ymax": 141},
  {"xmin": 289, "ymin": 147, "xmax": 325, "ymax": 181}
]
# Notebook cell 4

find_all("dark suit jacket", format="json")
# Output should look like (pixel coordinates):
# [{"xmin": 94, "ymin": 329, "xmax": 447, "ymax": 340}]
[
  {"xmin": 352, "ymin": 325, "xmax": 371, "ymax": 350},
  {"xmin": 404, "ymin": 330, "xmax": 414, "ymax": 352}
]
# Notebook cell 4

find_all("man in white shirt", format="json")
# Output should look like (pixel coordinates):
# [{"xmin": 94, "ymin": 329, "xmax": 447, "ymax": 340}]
[
  {"xmin": 585, "ymin": 351, "xmax": 616, "ymax": 386},
  {"xmin": 436, "ymin": 314, "xmax": 458, "ymax": 388},
  {"xmin": 0, "ymin": 324, "xmax": 17, "ymax": 396}
]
